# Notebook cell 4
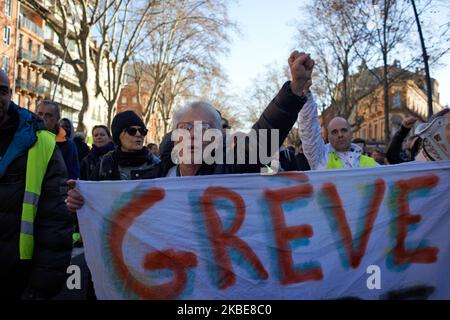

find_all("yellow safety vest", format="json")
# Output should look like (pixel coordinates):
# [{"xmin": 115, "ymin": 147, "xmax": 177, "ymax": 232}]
[
  {"xmin": 326, "ymin": 152, "xmax": 377, "ymax": 170},
  {"xmin": 20, "ymin": 130, "xmax": 56, "ymax": 260}
]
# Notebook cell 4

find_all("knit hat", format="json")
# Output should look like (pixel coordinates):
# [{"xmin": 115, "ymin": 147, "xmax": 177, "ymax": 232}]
[{"xmin": 111, "ymin": 110, "xmax": 146, "ymax": 146}]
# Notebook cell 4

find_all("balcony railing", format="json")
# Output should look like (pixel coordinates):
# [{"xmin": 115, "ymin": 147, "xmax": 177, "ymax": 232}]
[
  {"xmin": 18, "ymin": 49, "xmax": 46, "ymax": 66},
  {"xmin": 45, "ymin": 63, "xmax": 79, "ymax": 86},
  {"xmin": 18, "ymin": 49, "xmax": 33, "ymax": 62},
  {"xmin": 35, "ymin": 55, "xmax": 46, "ymax": 65},
  {"xmin": 16, "ymin": 79, "xmax": 33, "ymax": 92},
  {"xmin": 35, "ymin": 84, "xmax": 47, "ymax": 96},
  {"xmin": 16, "ymin": 79, "xmax": 47, "ymax": 96},
  {"xmin": 19, "ymin": 15, "xmax": 44, "ymax": 38}
]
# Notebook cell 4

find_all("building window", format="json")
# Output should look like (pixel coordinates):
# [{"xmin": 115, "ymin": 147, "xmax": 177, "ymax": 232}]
[
  {"xmin": 392, "ymin": 92, "xmax": 401, "ymax": 108},
  {"xmin": 5, "ymin": 0, "xmax": 12, "ymax": 17},
  {"xmin": 37, "ymin": 45, "xmax": 41, "ymax": 60},
  {"xmin": 28, "ymin": 39, "xmax": 33, "ymax": 54},
  {"xmin": 44, "ymin": 25, "xmax": 52, "ymax": 40},
  {"xmin": 2, "ymin": 56, "xmax": 9, "ymax": 73},
  {"xmin": 121, "ymin": 96, "xmax": 127, "ymax": 104},
  {"xmin": 18, "ymin": 64, "xmax": 22, "ymax": 81},
  {"xmin": 3, "ymin": 26, "xmax": 11, "ymax": 45},
  {"xmin": 19, "ymin": 34, "xmax": 23, "ymax": 51}
]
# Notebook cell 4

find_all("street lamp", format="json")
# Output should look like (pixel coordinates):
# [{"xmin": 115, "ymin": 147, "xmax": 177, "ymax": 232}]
[
  {"xmin": 411, "ymin": 0, "xmax": 434, "ymax": 119},
  {"xmin": 52, "ymin": 45, "xmax": 83, "ymax": 100}
]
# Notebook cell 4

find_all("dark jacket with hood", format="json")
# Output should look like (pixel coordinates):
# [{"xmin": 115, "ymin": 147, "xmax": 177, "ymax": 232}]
[
  {"xmin": 74, "ymin": 136, "xmax": 90, "ymax": 164},
  {"xmin": 92, "ymin": 81, "xmax": 307, "ymax": 180},
  {"xmin": 57, "ymin": 132, "xmax": 80, "ymax": 180},
  {"xmin": 0, "ymin": 101, "xmax": 73, "ymax": 299}
]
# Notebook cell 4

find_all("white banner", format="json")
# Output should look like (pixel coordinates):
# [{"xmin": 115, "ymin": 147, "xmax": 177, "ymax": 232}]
[{"xmin": 77, "ymin": 161, "xmax": 450, "ymax": 300}]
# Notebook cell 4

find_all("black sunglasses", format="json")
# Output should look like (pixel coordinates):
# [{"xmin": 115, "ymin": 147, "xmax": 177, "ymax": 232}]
[{"xmin": 124, "ymin": 127, "xmax": 148, "ymax": 136}]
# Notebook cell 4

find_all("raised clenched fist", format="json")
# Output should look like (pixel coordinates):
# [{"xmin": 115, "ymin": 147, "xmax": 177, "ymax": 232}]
[
  {"xmin": 288, "ymin": 51, "xmax": 315, "ymax": 96},
  {"xmin": 402, "ymin": 116, "xmax": 418, "ymax": 129}
]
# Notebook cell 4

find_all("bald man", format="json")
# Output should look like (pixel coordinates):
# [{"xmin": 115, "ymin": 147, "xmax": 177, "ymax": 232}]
[
  {"xmin": 0, "ymin": 69, "xmax": 72, "ymax": 299},
  {"xmin": 297, "ymin": 93, "xmax": 377, "ymax": 170}
]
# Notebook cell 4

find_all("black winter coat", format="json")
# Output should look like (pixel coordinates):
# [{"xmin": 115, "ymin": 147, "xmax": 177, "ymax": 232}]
[
  {"xmin": 0, "ymin": 103, "xmax": 73, "ymax": 299},
  {"xmin": 386, "ymin": 125, "xmax": 413, "ymax": 164}
]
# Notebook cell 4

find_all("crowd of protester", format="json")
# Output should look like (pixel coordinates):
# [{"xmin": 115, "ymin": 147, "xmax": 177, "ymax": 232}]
[{"xmin": 1, "ymin": 48, "xmax": 449, "ymax": 299}]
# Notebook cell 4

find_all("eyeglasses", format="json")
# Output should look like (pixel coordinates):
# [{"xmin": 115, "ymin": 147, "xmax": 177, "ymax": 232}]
[
  {"xmin": 176, "ymin": 122, "xmax": 212, "ymax": 131},
  {"xmin": 124, "ymin": 127, "xmax": 148, "ymax": 136}
]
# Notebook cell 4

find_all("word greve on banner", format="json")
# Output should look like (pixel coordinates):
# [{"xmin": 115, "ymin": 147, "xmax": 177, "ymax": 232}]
[{"xmin": 77, "ymin": 161, "xmax": 450, "ymax": 300}]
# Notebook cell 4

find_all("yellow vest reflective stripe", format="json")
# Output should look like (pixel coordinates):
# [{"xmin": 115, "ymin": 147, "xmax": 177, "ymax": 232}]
[
  {"xmin": 20, "ymin": 130, "xmax": 56, "ymax": 260},
  {"xmin": 326, "ymin": 152, "xmax": 377, "ymax": 170}
]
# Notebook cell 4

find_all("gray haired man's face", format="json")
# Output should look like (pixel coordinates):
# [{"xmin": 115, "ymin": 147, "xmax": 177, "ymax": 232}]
[{"xmin": 37, "ymin": 104, "xmax": 59, "ymax": 134}]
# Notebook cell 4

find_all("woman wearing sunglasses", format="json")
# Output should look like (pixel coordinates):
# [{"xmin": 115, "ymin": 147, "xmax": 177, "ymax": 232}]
[
  {"xmin": 87, "ymin": 110, "xmax": 161, "ymax": 181},
  {"xmin": 67, "ymin": 110, "xmax": 161, "ymax": 300}
]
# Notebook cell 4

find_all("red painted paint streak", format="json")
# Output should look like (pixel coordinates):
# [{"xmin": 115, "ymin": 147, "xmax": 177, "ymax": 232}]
[
  {"xmin": 200, "ymin": 186, "xmax": 269, "ymax": 289},
  {"xmin": 274, "ymin": 171, "xmax": 309, "ymax": 183},
  {"xmin": 264, "ymin": 185, "xmax": 323, "ymax": 284},
  {"xmin": 108, "ymin": 188, "xmax": 198, "ymax": 299},
  {"xmin": 393, "ymin": 175, "xmax": 440, "ymax": 265},
  {"xmin": 321, "ymin": 179, "xmax": 386, "ymax": 268}
]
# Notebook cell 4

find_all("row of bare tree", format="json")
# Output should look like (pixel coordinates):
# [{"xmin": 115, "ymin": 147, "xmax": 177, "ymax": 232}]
[
  {"xmin": 245, "ymin": 0, "xmax": 449, "ymax": 143},
  {"xmin": 26, "ymin": 0, "xmax": 235, "ymax": 134}
]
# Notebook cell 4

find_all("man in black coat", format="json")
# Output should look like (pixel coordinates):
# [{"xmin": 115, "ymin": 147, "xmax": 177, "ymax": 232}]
[
  {"xmin": 386, "ymin": 116, "xmax": 418, "ymax": 164},
  {"xmin": 0, "ymin": 69, "xmax": 73, "ymax": 299},
  {"xmin": 37, "ymin": 100, "xmax": 80, "ymax": 180}
]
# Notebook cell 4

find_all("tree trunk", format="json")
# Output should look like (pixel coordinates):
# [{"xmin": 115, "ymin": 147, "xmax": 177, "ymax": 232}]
[
  {"xmin": 383, "ymin": 52, "xmax": 390, "ymax": 144},
  {"xmin": 411, "ymin": 0, "xmax": 433, "ymax": 119},
  {"xmin": 76, "ymin": 32, "xmax": 91, "ymax": 133},
  {"xmin": 342, "ymin": 52, "xmax": 349, "ymax": 118},
  {"xmin": 383, "ymin": 1, "xmax": 390, "ymax": 145},
  {"xmin": 77, "ymin": 83, "xmax": 89, "ymax": 133},
  {"xmin": 107, "ymin": 101, "xmax": 117, "ymax": 129},
  {"xmin": 163, "ymin": 118, "xmax": 168, "ymax": 139}
]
